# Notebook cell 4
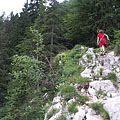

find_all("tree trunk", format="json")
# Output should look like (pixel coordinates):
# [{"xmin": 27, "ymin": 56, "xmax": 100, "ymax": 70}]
[{"xmin": 50, "ymin": 24, "xmax": 54, "ymax": 62}]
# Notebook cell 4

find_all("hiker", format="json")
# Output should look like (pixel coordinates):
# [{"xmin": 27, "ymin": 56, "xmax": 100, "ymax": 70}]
[{"xmin": 97, "ymin": 29, "xmax": 110, "ymax": 55}]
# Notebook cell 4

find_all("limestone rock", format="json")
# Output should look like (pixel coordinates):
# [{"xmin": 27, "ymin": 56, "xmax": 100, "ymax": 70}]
[
  {"xmin": 81, "ymin": 68, "xmax": 92, "ymax": 78},
  {"xmin": 89, "ymin": 80, "xmax": 117, "ymax": 93},
  {"xmin": 103, "ymin": 96, "xmax": 120, "ymax": 120}
]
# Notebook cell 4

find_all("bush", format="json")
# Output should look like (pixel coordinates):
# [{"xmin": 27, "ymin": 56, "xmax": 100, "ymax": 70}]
[
  {"xmin": 59, "ymin": 85, "xmax": 78, "ymax": 101},
  {"xmin": 78, "ymin": 95, "xmax": 89, "ymax": 104},
  {"xmin": 68, "ymin": 101, "xmax": 78, "ymax": 114},
  {"xmin": 89, "ymin": 102, "xmax": 110, "ymax": 120},
  {"xmin": 114, "ymin": 30, "xmax": 120, "ymax": 56},
  {"xmin": 86, "ymin": 53, "xmax": 93, "ymax": 62},
  {"xmin": 104, "ymin": 73, "xmax": 118, "ymax": 87},
  {"xmin": 68, "ymin": 75, "xmax": 91, "ymax": 84},
  {"xmin": 96, "ymin": 88, "xmax": 107, "ymax": 98},
  {"xmin": 47, "ymin": 108, "xmax": 59, "ymax": 119},
  {"xmin": 56, "ymin": 114, "xmax": 66, "ymax": 120}
]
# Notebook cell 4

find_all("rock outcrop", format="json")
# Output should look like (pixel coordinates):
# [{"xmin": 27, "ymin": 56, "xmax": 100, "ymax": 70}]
[{"xmin": 44, "ymin": 47, "xmax": 120, "ymax": 120}]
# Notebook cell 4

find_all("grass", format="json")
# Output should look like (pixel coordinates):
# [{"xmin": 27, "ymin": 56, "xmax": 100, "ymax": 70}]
[
  {"xmin": 63, "ymin": 64, "xmax": 83, "ymax": 77},
  {"xmin": 68, "ymin": 75, "xmax": 91, "ymax": 84},
  {"xmin": 47, "ymin": 108, "xmax": 60, "ymax": 119},
  {"xmin": 99, "ymin": 68, "xmax": 104, "ymax": 76},
  {"xmin": 89, "ymin": 102, "xmax": 110, "ymax": 120},
  {"xmin": 86, "ymin": 53, "xmax": 93, "ymax": 62},
  {"xmin": 56, "ymin": 114, "xmax": 66, "ymax": 120},
  {"xmin": 96, "ymin": 88, "xmax": 107, "ymax": 98},
  {"xmin": 78, "ymin": 95, "xmax": 89, "ymax": 104},
  {"xmin": 103, "ymin": 73, "xmax": 118, "ymax": 87},
  {"xmin": 68, "ymin": 101, "xmax": 78, "ymax": 114},
  {"xmin": 59, "ymin": 84, "xmax": 78, "ymax": 101},
  {"xmin": 92, "ymin": 74, "xmax": 100, "ymax": 80}
]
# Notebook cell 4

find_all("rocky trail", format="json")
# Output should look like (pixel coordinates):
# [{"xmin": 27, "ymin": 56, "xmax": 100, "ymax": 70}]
[{"xmin": 44, "ymin": 48, "xmax": 120, "ymax": 120}]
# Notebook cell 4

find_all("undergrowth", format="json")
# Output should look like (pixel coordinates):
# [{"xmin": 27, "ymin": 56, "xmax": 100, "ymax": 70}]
[
  {"xmin": 103, "ymin": 73, "xmax": 118, "ymax": 87},
  {"xmin": 89, "ymin": 102, "xmax": 110, "ymax": 120},
  {"xmin": 68, "ymin": 101, "xmax": 78, "ymax": 114}
]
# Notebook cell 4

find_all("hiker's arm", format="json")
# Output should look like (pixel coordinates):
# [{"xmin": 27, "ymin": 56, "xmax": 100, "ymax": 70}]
[
  {"xmin": 97, "ymin": 37, "xmax": 99, "ymax": 45},
  {"xmin": 105, "ymin": 34, "xmax": 110, "ymax": 41}
]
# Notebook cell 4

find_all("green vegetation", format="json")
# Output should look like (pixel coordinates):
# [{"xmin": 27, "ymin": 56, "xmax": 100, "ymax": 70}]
[
  {"xmin": 99, "ymin": 68, "xmax": 104, "ymax": 76},
  {"xmin": 87, "ymin": 53, "xmax": 93, "ymax": 62},
  {"xmin": 47, "ymin": 108, "xmax": 60, "ymax": 120},
  {"xmin": 96, "ymin": 88, "xmax": 107, "ymax": 98},
  {"xmin": 92, "ymin": 74, "xmax": 100, "ymax": 80},
  {"xmin": 78, "ymin": 95, "xmax": 89, "ymax": 104},
  {"xmin": 56, "ymin": 114, "xmax": 66, "ymax": 120},
  {"xmin": 103, "ymin": 73, "xmax": 118, "ymax": 87},
  {"xmin": 89, "ymin": 102, "xmax": 110, "ymax": 120},
  {"xmin": 114, "ymin": 30, "xmax": 120, "ymax": 56},
  {"xmin": 59, "ymin": 84, "xmax": 78, "ymax": 101},
  {"xmin": 68, "ymin": 101, "xmax": 78, "ymax": 114},
  {"xmin": 0, "ymin": 0, "xmax": 120, "ymax": 119},
  {"xmin": 68, "ymin": 75, "xmax": 91, "ymax": 84}
]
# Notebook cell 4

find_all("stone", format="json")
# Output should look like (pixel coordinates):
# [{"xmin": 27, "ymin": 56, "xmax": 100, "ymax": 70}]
[
  {"xmin": 89, "ymin": 80, "xmax": 117, "ymax": 93},
  {"xmin": 103, "ymin": 96, "xmax": 120, "ymax": 120},
  {"xmin": 102, "ymin": 69, "xmax": 112, "ymax": 76},
  {"xmin": 86, "ymin": 113, "xmax": 103, "ymax": 120},
  {"xmin": 116, "ymin": 68, "xmax": 120, "ymax": 73},
  {"xmin": 72, "ymin": 106, "xmax": 85, "ymax": 120},
  {"xmin": 88, "ymin": 87, "xmax": 96, "ymax": 96},
  {"xmin": 81, "ymin": 68, "xmax": 91, "ymax": 78},
  {"xmin": 82, "ymin": 54, "xmax": 88, "ymax": 62},
  {"xmin": 53, "ymin": 96, "xmax": 61, "ymax": 103}
]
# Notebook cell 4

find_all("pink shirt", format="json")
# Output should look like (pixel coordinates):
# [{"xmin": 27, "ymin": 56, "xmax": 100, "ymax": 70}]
[{"xmin": 97, "ymin": 33, "xmax": 107, "ymax": 47}]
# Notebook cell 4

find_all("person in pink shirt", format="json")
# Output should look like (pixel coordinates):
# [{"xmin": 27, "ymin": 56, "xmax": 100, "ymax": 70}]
[{"xmin": 97, "ymin": 29, "xmax": 110, "ymax": 55}]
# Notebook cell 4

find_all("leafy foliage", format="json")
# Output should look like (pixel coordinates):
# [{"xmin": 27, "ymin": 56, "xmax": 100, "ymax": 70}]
[
  {"xmin": 89, "ymin": 102, "xmax": 110, "ymax": 120},
  {"xmin": 68, "ymin": 101, "xmax": 78, "ymax": 114},
  {"xmin": 5, "ymin": 55, "xmax": 45, "ymax": 119},
  {"xmin": 103, "ymin": 73, "xmax": 118, "ymax": 87},
  {"xmin": 0, "ymin": 0, "xmax": 120, "ymax": 119},
  {"xmin": 114, "ymin": 30, "xmax": 120, "ymax": 56},
  {"xmin": 47, "ymin": 108, "xmax": 60, "ymax": 120},
  {"xmin": 56, "ymin": 114, "xmax": 66, "ymax": 120},
  {"xmin": 96, "ymin": 88, "xmax": 107, "ymax": 98},
  {"xmin": 59, "ymin": 84, "xmax": 78, "ymax": 101}
]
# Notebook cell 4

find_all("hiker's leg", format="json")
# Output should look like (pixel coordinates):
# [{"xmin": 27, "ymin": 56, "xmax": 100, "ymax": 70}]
[
  {"xmin": 100, "ymin": 46, "xmax": 103, "ymax": 55},
  {"xmin": 102, "ymin": 45, "xmax": 106, "ymax": 55},
  {"xmin": 102, "ymin": 45, "xmax": 105, "ymax": 52},
  {"xmin": 100, "ymin": 46, "xmax": 103, "ymax": 52}
]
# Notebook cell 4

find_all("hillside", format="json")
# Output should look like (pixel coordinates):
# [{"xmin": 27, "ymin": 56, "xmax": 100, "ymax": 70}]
[{"xmin": 44, "ymin": 45, "xmax": 120, "ymax": 120}]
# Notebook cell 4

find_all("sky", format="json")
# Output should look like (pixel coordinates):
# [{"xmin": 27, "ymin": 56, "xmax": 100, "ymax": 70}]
[{"xmin": 0, "ymin": 0, "xmax": 64, "ymax": 16}]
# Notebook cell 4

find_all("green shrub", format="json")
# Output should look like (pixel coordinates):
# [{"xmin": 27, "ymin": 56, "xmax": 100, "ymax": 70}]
[
  {"xmin": 99, "ymin": 68, "xmax": 104, "ymax": 76},
  {"xmin": 68, "ymin": 75, "xmax": 91, "ymax": 84},
  {"xmin": 114, "ymin": 30, "xmax": 120, "ymax": 56},
  {"xmin": 63, "ymin": 64, "xmax": 83, "ymax": 77},
  {"xmin": 26, "ymin": 110, "xmax": 45, "ymax": 120},
  {"xmin": 114, "ymin": 42, "xmax": 120, "ymax": 56},
  {"xmin": 96, "ymin": 88, "xmax": 107, "ymax": 98},
  {"xmin": 78, "ymin": 95, "xmax": 89, "ymax": 104},
  {"xmin": 59, "ymin": 85, "xmax": 78, "ymax": 101},
  {"xmin": 68, "ymin": 101, "xmax": 78, "ymax": 114},
  {"xmin": 89, "ymin": 102, "xmax": 110, "ymax": 120},
  {"xmin": 86, "ymin": 53, "xmax": 93, "ymax": 62},
  {"xmin": 56, "ymin": 114, "xmax": 66, "ymax": 120},
  {"xmin": 47, "ymin": 108, "xmax": 60, "ymax": 119},
  {"xmin": 104, "ymin": 73, "xmax": 118, "ymax": 87},
  {"xmin": 92, "ymin": 74, "xmax": 100, "ymax": 80}
]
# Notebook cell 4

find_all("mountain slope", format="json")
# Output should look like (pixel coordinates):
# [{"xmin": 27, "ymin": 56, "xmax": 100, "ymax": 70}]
[{"xmin": 44, "ymin": 45, "xmax": 120, "ymax": 120}]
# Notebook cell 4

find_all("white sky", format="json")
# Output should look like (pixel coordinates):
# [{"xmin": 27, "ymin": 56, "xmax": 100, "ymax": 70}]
[{"xmin": 0, "ymin": 0, "xmax": 64, "ymax": 16}]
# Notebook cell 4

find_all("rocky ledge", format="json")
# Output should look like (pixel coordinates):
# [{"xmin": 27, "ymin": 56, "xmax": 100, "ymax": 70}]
[{"xmin": 44, "ymin": 47, "xmax": 120, "ymax": 120}]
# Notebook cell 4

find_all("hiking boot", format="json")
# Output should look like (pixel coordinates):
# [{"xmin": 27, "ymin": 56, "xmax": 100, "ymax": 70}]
[{"xmin": 100, "ymin": 52, "xmax": 103, "ymax": 56}]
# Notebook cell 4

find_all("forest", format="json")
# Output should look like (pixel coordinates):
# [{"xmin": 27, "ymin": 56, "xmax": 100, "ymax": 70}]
[{"xmin": 0, "ymin": 0, "xmax": 120, "ymax": 119}]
